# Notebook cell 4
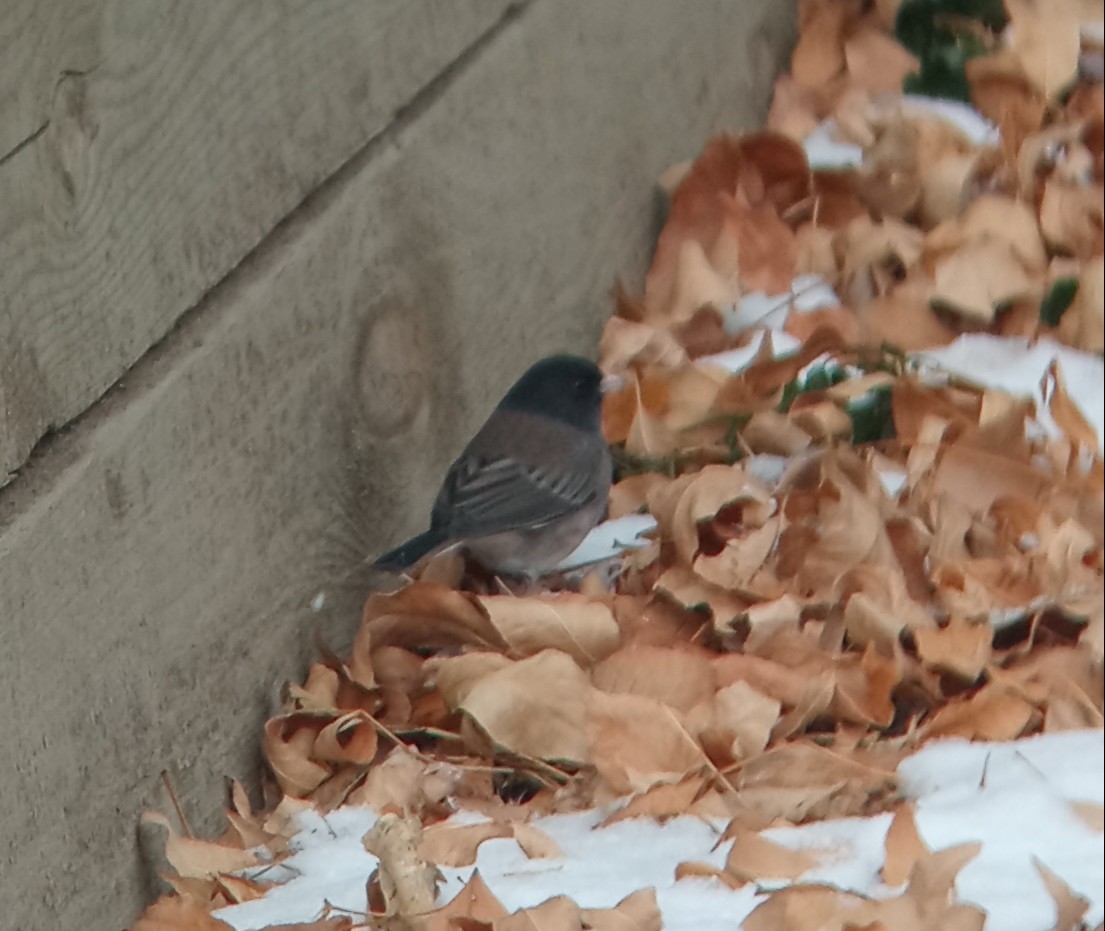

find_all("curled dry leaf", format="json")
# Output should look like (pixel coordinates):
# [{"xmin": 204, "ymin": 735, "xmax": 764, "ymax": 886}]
[
  {"xmin": 362, "ymin": 583, "xmax": 509, "ymax": 654},
  {"xmin": 363, "ymin": 812, "xmax": 438, "ymax": 929},
  {"xmin": 312, "ymin": 711, "xmax": 380, "ymax": 765},
  {"xmin": 263, "ymin": 715, "xmax": 338, "ymax": 797},
  {"xmin": 647, "ymin": 464, "xmax": 776, "ymax": 566}
]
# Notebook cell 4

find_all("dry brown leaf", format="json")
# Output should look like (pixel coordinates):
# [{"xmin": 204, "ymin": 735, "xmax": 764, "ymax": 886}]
[
  {"xmin": 856, "ymin": 278, "xmax": 960, "ymax": 351},
  {"xmin": 1070, "ymin": 256, "xmax": 1104, "ymax": 353},
  {"xmin": 479, "ymin": 594, "xmax": 621, "ymax": 666},
  {"xmin": 609, "ymin": 473, "xmax": 671, "ymax": 521},
  {"xmin": 830, "ymin": 643, "xmax": 900, "ymax": 729},
  {"xmin": 923, "ymin": 684, "xmax": 1038, "ymax": 740},
  {"xmin": 653, "ymin": 565, "xmax": 749, "ymax": 631},
  {"xmin": 724, "ymin": 824, "xmax": 821, "ymax": 884},
  {"xmin": 493, "ymin": 895, "xmax": 582, "ymax": 930},
  {"xmin": 746, "ymin": 842, "xmax": 985, "ymax": 930},
  {"xmin": 592, "ymin": 644, "xmax": 716, "ymax": 713},
  {"xmin": 914, "ymin": 617, "xmax": 993, "ymax": 681},
  {"xmin": 713, "ymin": 651, "xmax": 818, "ymax": 709},
  {"xmin": 843, "ymin": 563, "xmax": 936, "ymax": 651},
  {"xmin": 362, "ymin": 583, "xmax": 510, "ymax": 654},
  {"xmin": 131, "ymin": 898, "xmax": 236, "ymax": 931},
  {"xmin": 792, "ymin": 0, "xmax": 849, "ymax": 90},
  {"xmin": 1006, "ymin": 0, "xmax": 1083, "ymax": 98},
  {"xmin": 419, "ymin": 821, "xmax": 561, "ymax": 868},
  {"xmin": 903, "ymin": 841, "xmax": 984, "ymax": 921},
  {"xmin": 742, "ymin": 410, "xmax": 814, "ymax": 456},
  {"xmin": 733, "ymin": 741, "xmax": 899, "ymax": 822},
  {"xmin": 426, "ymin": 870, "xmax": 509, "ymax": 931},
  {"xmin": 262, "ymin": 716, "xmax": 334, "ymax": 797},
  {"xmin": 882, "ymin": 803, "xmax": 927, "ymax": 887},
  {"xmin": 646, "ymin": 134, "xmax": 810, "ymax": 316},
  {"xmin": 437, "ymin": 650, "xmax": 590, "ymax": 764},
  {"xmin": 692, "ymin": 518, "xmax": 783, "ymax": 598},
  {"xmin": 348, "ymin": 750, "xmax": 457, "ymax": 815},
  {"xmin": 930, "ymin": 240, "xmax": 1036, "ymax": 324},
  {"xmin": 1040, "ymin": 180, "xmax": 1105, "ymax": 258},
  {"xmin": 647, "ymin": 464, "xmax": 776, "ymax": 566},
  {"xmin": 312, "ymin": 711, "xmax": 380, "ymax": 765},
  {"xmin": 1034, "ymin": 858, "xmax": 1090, "ymax": 931},
  {"xmin": 141, "ymin": 812, "xmax": 259, "ymax": 880},
  {"xmin": 1069, "ymin": 801, "xmax": 1105, "ymax": 832},
  {"xmin": 581, "ymin": 888, "xmax": 663, "ymax": 931},
  {"xmin": 600, "ymin": 775, "xmax": 727, "ymax": 826},
  {"xmin": 742, "ymin": 884, "xmax": 865, "ymax": 931},
  {"xmin": 675, "ymin": 859, "xmax": 744, "ymax": 889},
  {"xmin": 599, "ymin": 316, "xmax": 687, "ymax": 375},
  {"xmin": 364, "ymin": 812, "xmax": 438, "ymax": 928},
  {"xmin": 1044, "ymin": 361, "xmax": 1101, "ymax": 452},
  {"xmin": 585, "ymin": 688, "xmax": 710, "ymax": 795},
  {"xmin": 845, "ymin": 27, "xmax": 919, "ymax": 93},
  {"xmin": 708, "ymin": 680, "xmax": 783, "ymax": 760}
]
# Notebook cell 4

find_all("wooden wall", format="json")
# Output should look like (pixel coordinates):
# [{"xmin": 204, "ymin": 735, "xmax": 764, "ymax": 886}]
[{"xmin": 0, "ymin": 2, "xmax": 794, "ymax": 926}]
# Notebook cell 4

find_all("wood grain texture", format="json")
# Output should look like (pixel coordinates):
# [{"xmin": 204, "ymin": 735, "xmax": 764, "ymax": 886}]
[
  {"xmin": 0, "ymin": 0, "xmax": 512, "ymax": 482},
  {"xmin": 0, "ymin": 1, "xmax": 795, "ymax": 927}
]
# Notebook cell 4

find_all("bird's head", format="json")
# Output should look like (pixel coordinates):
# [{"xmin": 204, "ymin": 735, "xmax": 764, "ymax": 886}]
[{"xmin": 499, "ymin": 354, "xmax": 604, "ymax": 431}]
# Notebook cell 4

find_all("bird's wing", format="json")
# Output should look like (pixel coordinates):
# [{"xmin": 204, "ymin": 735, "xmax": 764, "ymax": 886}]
[{"xmin": 431, "ymin": 453, "xmax": 599, "ymax": 538}]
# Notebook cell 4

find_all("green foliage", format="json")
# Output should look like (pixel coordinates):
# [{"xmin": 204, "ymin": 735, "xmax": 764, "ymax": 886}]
[
  {"xmin": 1039, "ymin": 277, "xmax": 1080, "ymax": 328},
  {"xmin": 847, "ymin": 386, "xmax": 896, "ymax": 444},
  {"xmin": 895, "ymin": 0, "xmax": 1006, "ymax": 101},
  {"xmin": 777, "ymin": 362, "xmax": 848, "ymax": 413}
]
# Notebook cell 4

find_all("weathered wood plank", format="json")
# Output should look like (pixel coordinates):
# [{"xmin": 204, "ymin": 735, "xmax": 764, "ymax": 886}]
[
  {"xmin": 0, "ymin": 0, "xmax": 102, "ymax": 159},
  {"xmin": 0, "ymin": 0, "xmax": 513, "ymax": 481},
  {"xmin": 0, "ymin": 1, "xmax": 794, "ymax": 927}
]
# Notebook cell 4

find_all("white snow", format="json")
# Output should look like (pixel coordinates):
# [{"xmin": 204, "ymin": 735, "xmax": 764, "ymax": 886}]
[
  {"xmin": 214, "ymin": 730, "xmax": 1104, "ymax": 930},
  {"xmin": 803, "ymin": 96, "xmax": 999, "ymax": 169},
  {"xmin": 722, "ymin": 275, "xmax": 842, "ymax": 335},
  {"xmin": 558, "ymin": 513, "xmax": 656, "ymax": 570},
  {"xmin": 916, "ymin": 334, "xmax": 1105, "ymax": 452}
]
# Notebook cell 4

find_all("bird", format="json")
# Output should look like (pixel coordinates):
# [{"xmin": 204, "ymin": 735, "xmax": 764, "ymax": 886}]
[{"xmin": 373, "ymin": 354, "xmax": 612, "ymax": 578}]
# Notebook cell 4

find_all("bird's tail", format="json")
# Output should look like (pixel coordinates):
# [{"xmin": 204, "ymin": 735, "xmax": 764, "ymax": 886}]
[{"xmin": 372, "ymin": 528, "xmax": 449, "ymax": 571}]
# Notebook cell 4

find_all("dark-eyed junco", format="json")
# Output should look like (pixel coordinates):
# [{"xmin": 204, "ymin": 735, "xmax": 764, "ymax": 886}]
[{"xmin": 373, "ymin": 354, "xmax": 612, "ymax": 577}]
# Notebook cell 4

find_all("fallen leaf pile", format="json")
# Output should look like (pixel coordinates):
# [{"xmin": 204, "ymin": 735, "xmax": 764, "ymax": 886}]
[{"xmin": 134, "ymin": 1, "xmax": 1104, "ymax": 928}]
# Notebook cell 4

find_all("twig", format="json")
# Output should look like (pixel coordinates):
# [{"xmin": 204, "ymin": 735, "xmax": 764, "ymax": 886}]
[{"xmin": 160, "ymin": 770, "xmax": 193, "ymax": 838}]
